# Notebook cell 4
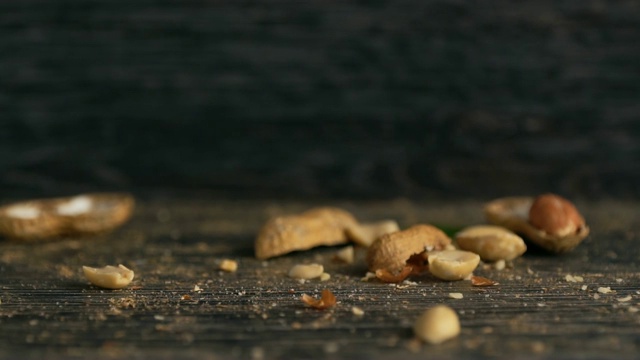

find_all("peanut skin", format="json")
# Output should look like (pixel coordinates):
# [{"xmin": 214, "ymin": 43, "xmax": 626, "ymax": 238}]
[{"xmin": 529, "ymin": 194, "xmax": 585, "ymax": 237}]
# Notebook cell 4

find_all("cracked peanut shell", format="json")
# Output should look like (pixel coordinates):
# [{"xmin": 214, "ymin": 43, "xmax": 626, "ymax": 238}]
[
  {"xmin": 366, "ymin": 224, "xmax": 452, "ymax": 273},
  {"xmin": 255, "ymin": 207, "xmax": 358, "ymax": 260},
  {"xmin": 484, "ymin": 195, "xmax": 589, "ymax": 254},
  {"xmin": 0, "ymin": 193, "xmax": 135, "ymax": 241}
]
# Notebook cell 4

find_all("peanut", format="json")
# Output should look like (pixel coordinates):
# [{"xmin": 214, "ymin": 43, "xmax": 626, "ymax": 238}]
[
  {"xmin": 345, "ymin": 220, "xmax": 400, "ymax": 247},
  {"xmin": 428, "ymin": 250, "xmax": 480, "ymax": 281},
  {"xmin": 414, "ymin": 305, "xmax": 460, "ymax": 344},
  {"xmin": 218, "ymin": 259, "xmax": 238, "ymax": 272},
  {"xmin": 529, "ymin": 194, "xmax": 585, "ymax": 238},
  {"xmin": 82, "ymin": 264, "xmax": 134, "ymax": 289},
  {"xmin": 255, "ymin": 207, "xmax": 358, "ymax": 259},
  {"xmin": 455, "ymin": 225, "xmax": 526, "ymax": 261},
  {"xmin": 366, "ymin": 224, "xmax": 452, "ymax": 274},
  {"xmin": 333, "ymin": 246, "xmax": 355, "ymax": 264},
  {"xmin": 288, "ymin": 263, "xmax": 324, "ymax": 279}
]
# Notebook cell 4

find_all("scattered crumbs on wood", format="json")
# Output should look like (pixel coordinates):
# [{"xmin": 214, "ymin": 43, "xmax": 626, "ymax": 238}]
[
  {"xmin": 449, "ymin": 293, "xmax": 463, "ymax": 299},
  {"xmin": 617, "ymin": 296, "xmax": 632, "ymax": 302},
  {"xmin": 597, "ymin": 287, "xmax": 613, "ymax": 294}
]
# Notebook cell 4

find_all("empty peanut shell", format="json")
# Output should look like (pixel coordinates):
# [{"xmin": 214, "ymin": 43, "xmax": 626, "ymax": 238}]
[
  {"xmin": 255, "ymin": 207, "xmax": 358, "ymax": 259},
  {"xmin": 0, "ymin": 192, "xmax": 134, "ymax": 241}
]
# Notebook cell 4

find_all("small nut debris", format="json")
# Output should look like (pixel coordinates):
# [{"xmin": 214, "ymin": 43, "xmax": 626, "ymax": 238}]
[
  {"xmin": 565, "ymin": 274, "xmax": 584, "ymax": 283},
  {"xmin": 428, "ymin": 250, "xmax": 480, "ymax": 281},
  {"xmin": 333, "ymin": 246, "xmax": 354, "ymax": 264},
  {"xmin": 414, "ymin": 305, "xmax": 460, "ymax": 344},
  {"xmin": 288, "ymin": 263, "xmax": 324, "ymax": 280},
  {"xmin": 320, "ymin": 272, "xmax": 331, "ymax": 281},
  {"xmin": 597, "ymin": 287, "xmax": 613, "ymax": 294},
  {"xmin": 493, "ymin": 259, "xmax": 506, "ymax": 271},
  {"xmin": 448, "ymin": 293, "xmax": 464, "ymax": 299},
  {"xmin": 375, "ymin": 266, "xmax": 413, "ymax": 283},
  {"xmin": 346, "ymin": 220, "xmax": 400, "ymax": 247},
  {"xmin": 255, "ymin": 207, "xmax": 358, "ymax": 259},
  {"xmin": 471, "ymin": 276, "xmax": 498, "ymax": 286},
  {"xmin": 83, "ymin": 264, "xmax": 134, "ymax": 290},
  {"xmin": 367, "ymin": 224, "xmax": 452, "ymax": 274},
  {"xmin": 218, "ymin": 259, "xmax": 238, "ymax": 272},
  {"xmin": 351, "ymin": 306, "xmax": 365, "ymax": 316},
  {"xmin": 301, "ymin": 289, "xmax": 336, "ymax": 309},
  {"xmin": 484, "ymin": 195, "xmax": 589, "ymax": 254},
  {"xmin": 617, "ymin": 296, "xmax": 632, "ymax": 302},
  {"xmin": 361, "ymin": 272, "xmax": 377, "ymax": 282},
  {"xmin": 455, "ymin": 225, "xmax": 526, "ymax": 261}
]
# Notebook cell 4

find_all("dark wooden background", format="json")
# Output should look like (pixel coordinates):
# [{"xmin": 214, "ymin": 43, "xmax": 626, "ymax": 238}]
[
  {"xmin": 1, "ymin": 3, "xmax": 640, "ymax": 358},
  {"xmin": 2, "ymin": 0, "xmax": 639, "ymax": 200}
]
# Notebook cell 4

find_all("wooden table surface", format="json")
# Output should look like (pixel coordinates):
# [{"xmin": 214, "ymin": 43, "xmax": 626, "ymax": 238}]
[{"xmin": 1, "ymin": 197, "xmax": 639, "ymax": 359}]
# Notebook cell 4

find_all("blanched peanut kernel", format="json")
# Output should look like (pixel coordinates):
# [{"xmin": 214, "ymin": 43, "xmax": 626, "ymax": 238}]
[
  {"xmin": 346, "ymin": 220, "xmax": 400, "ymax": 247},
  {"xmin": 219, "ymin": 259, "xmax": 238, "ymax": 272},
  {"xmin": 428, "ymin": 250, "xmax": 480, "ymax": 281},
  {"xmin": 334, "ymin": 246, "xmax": 355, "ymax": 264},
  {"xmin": 288, "ymin": 263, "xmax": 324, "ymax": 279},
  {"xmin": 455, "ymin": 225, "xmax": 526, "ymax": 261},
  {"xmin": 83, "ymin": 264, "xmax": 134, "ymax": 289},
  {"xmin": 414, "ymin": 305, "xmax": 460, "ymax": 344}
]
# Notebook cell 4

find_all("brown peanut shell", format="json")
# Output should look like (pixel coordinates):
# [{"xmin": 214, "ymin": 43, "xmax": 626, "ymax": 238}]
[
  {"xmin": 255, "ymin": 207, "xmax": 358, "ymax": 260},
  {"xmin": 484, "ymin": 196, "xmax": 589, "ymax": 254},
  {"xmin": 366, "ymin": 224, "xmax": 452, "ymax": 273}
]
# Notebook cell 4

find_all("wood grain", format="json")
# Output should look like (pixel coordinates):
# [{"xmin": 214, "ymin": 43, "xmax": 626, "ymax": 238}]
[{"xmin": 0, "ymin": 197, "xmax": 638, "ymax": 358}]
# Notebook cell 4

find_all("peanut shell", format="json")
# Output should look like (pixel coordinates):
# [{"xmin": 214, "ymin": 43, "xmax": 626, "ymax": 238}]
[
  {"xmin": 484, "ymin": 196, "xmax": 589, "ymax": 254},
  {"xmin": 366, "ymin": 224, "xmax": 451, "ymax": 273}
]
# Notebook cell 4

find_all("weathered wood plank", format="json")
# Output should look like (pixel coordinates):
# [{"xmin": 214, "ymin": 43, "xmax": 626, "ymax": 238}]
[{"xmin": 0, "ymin": 198, "xmax": 638, "ymax": 358}]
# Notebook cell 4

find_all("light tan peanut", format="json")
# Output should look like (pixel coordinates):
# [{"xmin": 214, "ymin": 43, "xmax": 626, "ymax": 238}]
[
  {"xmin": 414, "ymin": 305, "xmax": 460, "ymax": 344},
  {"xmin": 255, "ymin": 207, "xmax": 358, "ymax": 259},
  {"xmin": 345, "ymin": 220, "xmax": 400, "ymax": 247},
  {"xmin": 455, "ymin": 225, "xmax": 526, "ymax": 261},
  {"xmin": 366, "ymin": 224, "xmax": 451, "ymax": 274},
  {"xmin": 82, "ymin": 264, "xmax": 134, "ymax": 289},
  {"xmin": 333, "ymin": 246, "xmax": 355, "ymax": 264},
  {"xmin": 288, "ymin": 263, "xmax": 324, "ymax": 279},
  {"xmin": 218, "ymin": 259, "xmax": 238, "ymax": 272},
  {"xmin": 428, "ymin": 250, "xmax": 480, "ymax": 281},
  {"xmin": 484, "ymin": 195, "xmax": 589, "ymax": 254}
]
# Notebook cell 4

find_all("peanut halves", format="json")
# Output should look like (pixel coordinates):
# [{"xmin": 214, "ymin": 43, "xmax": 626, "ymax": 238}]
[{"xmin": 83, "ymin": 264, "xmax": 134, "ymax": 289}]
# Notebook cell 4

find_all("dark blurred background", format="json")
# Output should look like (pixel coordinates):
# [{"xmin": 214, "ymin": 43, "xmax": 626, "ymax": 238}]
[{"xmin": 2, "ymin": 0, "xmax": 639, "ymax": 201}]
